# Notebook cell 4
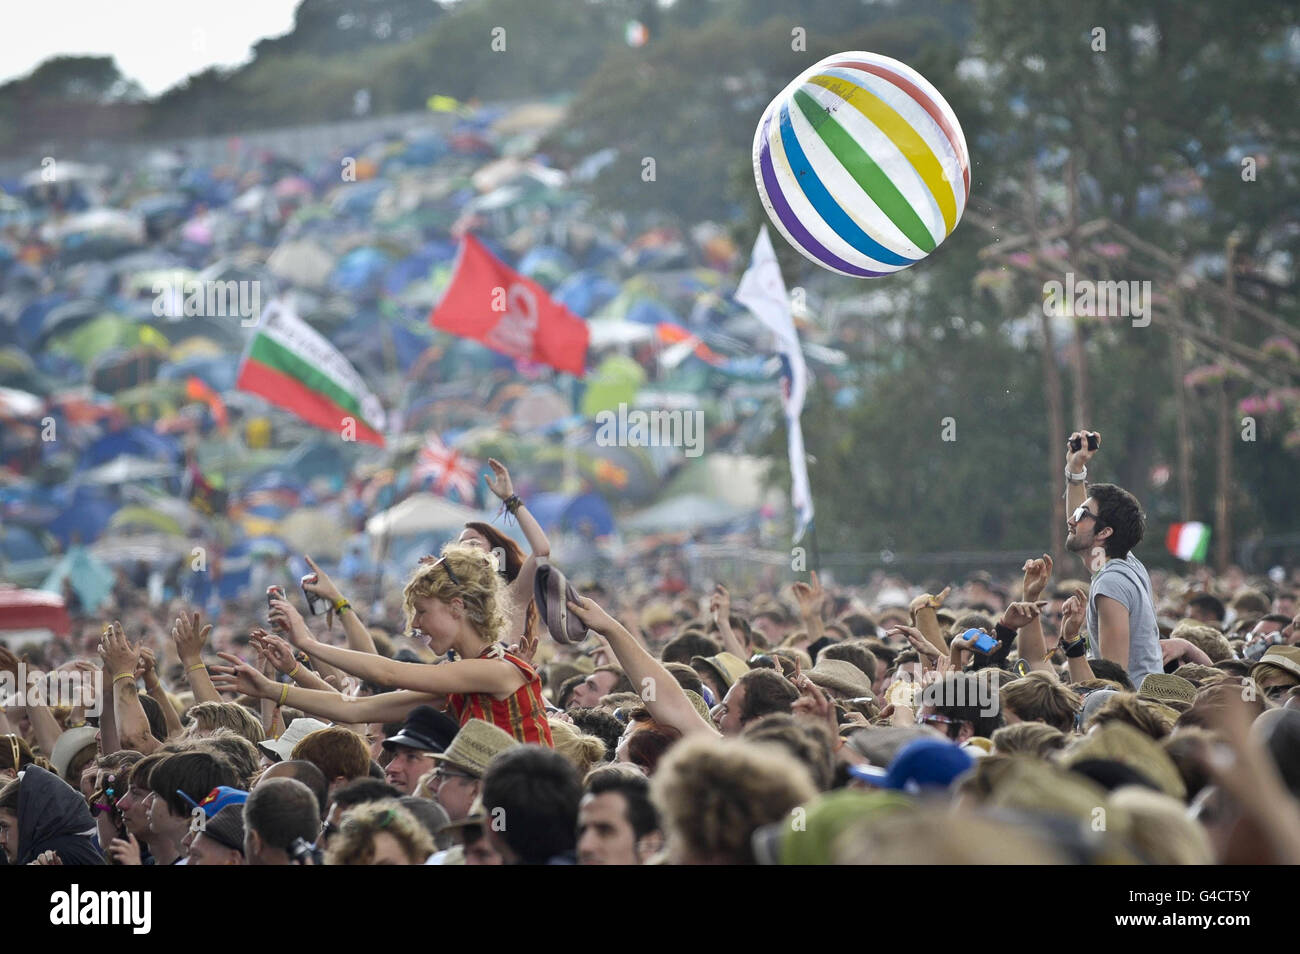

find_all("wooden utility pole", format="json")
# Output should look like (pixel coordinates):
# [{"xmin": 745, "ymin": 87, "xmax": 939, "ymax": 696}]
[
  {"xmin": 1215, "ymin": 236, "xmax": 1239, "ymax": 573},
  {"xmin": 1169, "ymin": 286, "xmax": 1194, "ymax": 522},
  {"xmin": 1066, "ymin": 154, "xmax": 1091, "ymax": 429},
  {"xmin": 1029, "ymin": 166, "xmax": 1067, "ymax": 566}
]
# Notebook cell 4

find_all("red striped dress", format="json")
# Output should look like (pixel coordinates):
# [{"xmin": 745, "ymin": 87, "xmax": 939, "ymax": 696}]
[{"xmin": 446, "ymin": 646, "xmax": 554, "ymax": 747}]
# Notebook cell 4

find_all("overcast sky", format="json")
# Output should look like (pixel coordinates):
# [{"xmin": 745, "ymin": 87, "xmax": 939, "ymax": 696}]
[{"xmin": 0, "ymin": 0, "xmax": 303, "ymax": 95}]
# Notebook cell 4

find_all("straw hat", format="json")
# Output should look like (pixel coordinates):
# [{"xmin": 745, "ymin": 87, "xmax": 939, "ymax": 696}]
[
  {"xmin": 430, "ymin": 719, "xmax": 519, "ymax": 779},
  {"xmin": 806, "ymin": 658, "xmax": 873, "ymax": 699},
  {"xmin": 690, "ymin": 652, "xmax": 750, "ymax": 691},
  {"xmin": 1138, "ymin": 673, "xmax": 1197, "ymax": 711}
]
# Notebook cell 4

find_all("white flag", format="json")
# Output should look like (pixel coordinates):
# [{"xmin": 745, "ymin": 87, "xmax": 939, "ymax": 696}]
[{"xmin": 735, "ymin": 227, "xmax": 813, "ymax": 542}]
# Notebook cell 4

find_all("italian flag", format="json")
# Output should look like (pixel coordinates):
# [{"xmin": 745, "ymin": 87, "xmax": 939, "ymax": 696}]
[
  {"xmin": 1166, "ymin": 522, "xmax": 1211, "ymax": 562},
  {"xmin": 236, "ymin": 298, "xmax": 387, "ymax": 446}
]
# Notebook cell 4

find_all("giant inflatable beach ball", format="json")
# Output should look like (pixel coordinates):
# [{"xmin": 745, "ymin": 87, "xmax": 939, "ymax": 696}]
[{"xmin": 753, "ymin": 51, "xmax": 970, "ymax": 278}]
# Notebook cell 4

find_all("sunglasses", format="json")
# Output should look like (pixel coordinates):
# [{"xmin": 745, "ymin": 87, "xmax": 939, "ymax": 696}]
[{"xmin": 1070, "ymin": 504, "xmax": 1102, "ymax": 525}]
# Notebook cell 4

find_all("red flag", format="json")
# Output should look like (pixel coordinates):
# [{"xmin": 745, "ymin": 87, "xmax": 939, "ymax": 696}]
[{"xmin": 429, "ymin": 235, "xmax": 588, "ymax": 376}]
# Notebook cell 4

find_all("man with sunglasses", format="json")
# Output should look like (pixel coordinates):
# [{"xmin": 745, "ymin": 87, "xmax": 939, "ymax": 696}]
[{"xmin": 1064, "ymin": 430, "xmax": 1163, "ymax": 691}]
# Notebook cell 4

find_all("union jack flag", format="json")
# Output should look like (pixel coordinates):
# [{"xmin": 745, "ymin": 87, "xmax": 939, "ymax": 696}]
[{"xmin": 412, "ymin": 435, "xmax": 479, "ymax": 503}]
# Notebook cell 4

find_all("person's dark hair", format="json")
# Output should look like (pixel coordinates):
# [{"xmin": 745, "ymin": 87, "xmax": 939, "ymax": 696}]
[
  {"xmin": 245, "ymin": 778, "xmax": 320, "ymax": 854},
  {"xmin": 862, "ymin": 640, "xmax": 897, "ymax": 669},
  {"xmin": 660, "ymin": 632, "xmax": 721, "ymax": 665},
  {"xmin": 1161, "ymin": 728, "xmax": 1215, "ymax": 800},
  {"xmin": 481, "ymin": 746, "xmax": 582, "ymax": 864},
  {"xmin": 1258, "ymin": 613, "xmax": 1293, "ymax": 627},
  {"xmin": 819, "ymin": 642, "xmax": 878, "ymax": 682},
  {"xmin": 1086, "ymin": 658, "xmax": 1135, "ymax": 691},
  {"xmin": 327, "ymin": 777, "xmax": 402, "ymax": 813},
  {"xmin": 736, "ymin": 669, "xmax": 799, "ymax": 724},
  {"xmin": 1211, "ymin": 658, "xmax": 1251, "ymax": 678},
  {"xmin": 932, "ymin": 672, "xmax": 1002, "ymax": 740},
  {"xmin": 272, "ymin": 760, "xmax": 330, "ymax": 819},
  {"xmin": 399, "ymin": 795, "xmax": 450, "ymax": 847},
  {"xmin": 137, "ymin": 692, "xmax": 169, "ymax": 743},
  {"xmin": 147, "ymin": 751, "xmax": 239, "ymax": 818},
  {"xmin": 585, "ymin": 765, "xmax": 659, "ymax": 839},
  {"xmin": 595, "ymin": 664, "xmax": 635, "ymax": 696},
  {"xmin": 567, "ymin": 709, "xmax": 622, "ymax": 759},
  {"xmin": 557, "ymin": 674, "xmax": 585, "ymax": 710},
  {"xmin": 125, "ymin": 751, "xmax": 170, "ymax": 791},
  {"xmin": 664, "ymin": 662, "xmax": 704, "ymax": 696},
  {"xmin": 1087, "ymin": 483, "xmax": 1145, "ymax": 558},
  {"xmin": 1187, "ymin": 593, "xmax": 1226, "ymax": 623},
  {"xmin": 839, "ymin": 612, "xmax": 878, "ymax": 638}
]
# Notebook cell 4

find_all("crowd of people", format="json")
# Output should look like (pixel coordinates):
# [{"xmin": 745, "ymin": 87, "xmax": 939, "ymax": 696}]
[{"xmin": 2, "ymin": 438, "xmax": 1300, "ymax": 867}]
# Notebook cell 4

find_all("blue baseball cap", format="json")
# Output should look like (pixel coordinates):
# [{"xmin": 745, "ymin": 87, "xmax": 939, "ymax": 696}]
[
  {"xmin": 847, "ymin": 738, "xmax": 974, "ymax": 794},
  {"xmin": 178, "ymin": 785, "xmax": 249, "ymax": 818}
]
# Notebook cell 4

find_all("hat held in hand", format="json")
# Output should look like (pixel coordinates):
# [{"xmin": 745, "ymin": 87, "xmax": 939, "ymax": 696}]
[{"xmin": 534, "ymin": 559, "xmax": 587, "ymax": 645}]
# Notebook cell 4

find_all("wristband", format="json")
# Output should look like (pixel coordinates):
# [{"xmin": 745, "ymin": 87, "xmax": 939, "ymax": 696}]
[
  {"xmin": 334, "ymin": 597, "xmax": 351, "ymax": 614},
  {"xmin": 186, "ymin": 662, "xmax": 206, "ymax": 675},
  {"xmin": 287, "ymin": 663, "xmax": 301, "ymax": 680},
  {"xmin": 1063, "ymin": 635, "xmax": 1089, "ymax": 658},
  {"xmin": 279, "ymin": 682, "xmax": 290, "ymax": 707},
  {"xmin": 1065, "ymin": 465, "xmax": 1088, "ymax": 483},
  {"xmin": 504, "ymin": 494, "xmax": 522, "ymax": 515},
  {"xmin": 113, "ymin": 672, "xmax": 135, "ymax": 685}
]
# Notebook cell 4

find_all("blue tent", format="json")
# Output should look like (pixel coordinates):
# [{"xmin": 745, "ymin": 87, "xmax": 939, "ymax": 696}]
[
  {"xmin": 47, "ymin": 486, "xmax": 120, "ymax": 546},
  {"xmin": 331, "ymin": 246, "xmax": 390, "ymax": 295},
  {"xmin": 627, "ymin": 298, "xmax": 681, "ymax": 326},
  {"xmin": 527, "ymin": 492, "xmax": 615, "ymax": 538},
  {"xmin": 157, "ymin": 354, "xmax": 239, "ymax": 392},
  {"xmin": 553, "ymin": 271, "xmax": 619, "ymax": 318},
  {"xmin": 78, "ymin": 427, "xmax": 180, "ymax": 471}
]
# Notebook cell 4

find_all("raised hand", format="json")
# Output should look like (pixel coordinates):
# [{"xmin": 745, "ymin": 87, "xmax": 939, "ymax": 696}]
[
  {"xmin": 249, "ymin": 629, "xmax": 298, "ymax": 674},
  {"xmin": 566, "ymin": 595, "xmax": 618, "ymax": 637},
  {"xmin": 209, "ymin": 652, "xmax": 276, "ymax": 699},
  {"xmin": 1066, "ymin": 429, "xmax": 1101, "ymax": 472},
  {"xmin": 484, "ymin": 457, "xmax": 514, "ymax": 501},
  {"xmin": 1000, "ymin": 601, "xmax": 1047, "ymax": 631},
  {"xmin": 909, "ymin": 586, "xmax": 952, "ymax": 619},
  {"xmin": 172, "ymin": 610, "xmax": 212, "ymax": 666},
  {"xmin": 1060, "ymin": 587, "xmax": 1088, "ymax": 640},
  {"xmin": 1161, "ymin": 637, "xmax": 1212, "ymax": 667},
  {"xmin": 99, "ymin": 621, "xmax": 141, "ymax": 679},
  {"xmin": 709, "ymin": 584, "xmax": 732, "ymax": 623},
  {"xmin": 1022, "ymin": 553, "xmax": 1054, "ymax": 602},
  {"xmin": 887, "ymin": 624, "xmax": 941, "ymax": 661},
  {"xmin": 268, "ymin": 598, "xmax": 312, "ymax": 647},
  {"xmin": 792, "ymin": 673, "xmax": 837, "ymax": 736},
  {"xmin": 302, "ymin": 555, "xmax": 343, "ymax": 604},
  {"xmin": 507, "ymin": 629, "xmax": 540, "ymax": 666},
  {"xmin": 134, "ymin": 647, "xmax": 160, "ymax": 689},
  {"xmin": 791, "ymin": 571, "xmax": 826, "ymax": 618}
]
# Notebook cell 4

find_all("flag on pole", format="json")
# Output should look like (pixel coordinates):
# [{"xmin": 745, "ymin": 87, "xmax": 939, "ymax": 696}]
[
  {"xmin": 1166, "ymin": 522, "xmax": 1211, "ymax": 562},
  {"xmin": 236, "ymin": 298, "xmax": 387, "ymax": 446},
  {"xmin": 429, "ymin": 235, "xmax": 589, "ymax": 377},
  {"xmin": 735, "ymin": 226, "xmax": 813, "ymax": 542},
  {"xmin": 412, "ymin": 434, "xmax": 479, "ymax": 503}
]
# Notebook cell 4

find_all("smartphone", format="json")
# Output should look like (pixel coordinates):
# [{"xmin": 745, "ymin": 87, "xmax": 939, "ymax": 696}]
[
  {"xmin": 960, "ymin": 627, "xmax": 999, "ymax": 654},
  {"xmin": 301, "ymin": 574, "xmax": 325, "ymax": 616},
  {"xmin": 1069, "ymin": 433, "xmax": 1099, "ymax": 453}
]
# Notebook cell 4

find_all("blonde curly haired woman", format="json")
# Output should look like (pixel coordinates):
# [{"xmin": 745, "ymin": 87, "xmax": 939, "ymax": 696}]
[
  {"xmin": 213, "ymin": 545, "xmax": 553, "ymax": 746},
  {"xmin": 325, "ymin": 800, "xmax": 432, "ymax": 865}
]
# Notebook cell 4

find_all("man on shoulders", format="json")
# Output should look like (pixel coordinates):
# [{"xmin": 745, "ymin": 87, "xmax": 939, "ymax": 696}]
[{"xmin": 1063, "ymin": 430, "xmax": 1163, "ymax": 690}]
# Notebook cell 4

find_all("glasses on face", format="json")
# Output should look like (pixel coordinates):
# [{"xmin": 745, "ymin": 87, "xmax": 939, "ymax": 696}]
[
  {"xmin": 1264, "ymin": 684, "xmax": 1295, "ymax": 702},
  {"xmin": 921, "ymin": 714, "xmax": 959, "ymax": 727},
  {"xmin": 432, "ymin": 768, "xmax": 474, "ymax": 783},
  {"xmin": 1070, "ymin": 504, "xmax": 1100, "ymax": 525}
]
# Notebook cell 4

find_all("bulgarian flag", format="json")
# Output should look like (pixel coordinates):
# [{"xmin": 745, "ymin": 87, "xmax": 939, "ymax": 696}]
[
  {"xmin": 1167, "ymin": 522, "xmax": 1211, "ymax": 562},
  {"xmin": 236, "ymin": 298, "xmax": 387, "ymax": 447}
]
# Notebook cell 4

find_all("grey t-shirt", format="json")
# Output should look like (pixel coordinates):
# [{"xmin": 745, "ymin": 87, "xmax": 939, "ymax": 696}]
[{"xmin": 1085, "ymin": 552, "xmax": 1163, "ymax": 690}]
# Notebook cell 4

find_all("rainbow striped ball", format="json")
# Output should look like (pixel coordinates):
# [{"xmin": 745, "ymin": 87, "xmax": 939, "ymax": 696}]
[{"xmin": 753, "ymin": 51, "xmax": 971, "ymax": 278}]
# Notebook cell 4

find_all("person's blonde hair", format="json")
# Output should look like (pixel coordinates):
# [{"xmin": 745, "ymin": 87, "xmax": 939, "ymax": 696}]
[
  {"xmin": 183, "ymin": 701, "xmax": 266, "ymax": 744},
  {"xmin": 991, "ymin": 721, "xmax": 1068, "ymax": 757},
  {"xmin": 998, "ymin": 672, "xmax": 1081, "ymax": 734},
  {"xmin": 324, "ymin": 800, "xmax": 433, "ymax": 865},
  {"xmin": 402, "ymin": 544, "xmax": 506, "ymax": 645},
  {"xmin": 651, "ymin": 736, "xmax": 816, "ymax": 865},
  {"xmin": 1083, "ymin": 692, "xmax": 1175, "ymax": 740},
  {"xmin": 548, "ymin": 718, "xmax": 607, "ymax": 777},
  {"xmin": 1109, "ymin": 785, "xmax": 1213, "ymax": 864},
  {"xmin": 1170, "ymin": 620, "xmax": 1233, "ymax": 663}
]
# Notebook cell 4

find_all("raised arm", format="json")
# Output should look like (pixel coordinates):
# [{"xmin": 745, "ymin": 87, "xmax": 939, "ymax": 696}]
[
  {"xmin": 303, "ymin": 555, "xmax": 377, "ymax": 656},
  {"xmin": 710, "ymin": 585, "xmax": 748, "ymax": 659},
  {"xmin": 1064, "ymin": 430, "xmax": 1100, "ymax": 530},
  {"xmin": 909, "ymin": 586, "xmax": 952, "ymax": 652},
  {"xmin": 210, "ymin": 655, "xmax": 445, "ymax": 724},
  {"xmin": 791, "ymin": 572, "xmax": 826, "ymax": 646},
  {"xmin": 172, "ymin": 610, "xmax": 220, "ymax": 705},
  {"xmin": 1058, "ymin": 587, "xmax": 1095, "ymax": 683},
  {"xmin": 1000, "ymin": 601, "xmax": 1053, "ymax": 676},
  {"xmin": 485, "ymin": 458, "xmax": 551, "ymax": 607},
  {"xmin": 101, "ymin": 622, "xmax": 159, "ymax": 755},
  {"xmin": 138, "ymin": 648, "xmax": 183, "ymax": 739},
  {"xmin": 567, "ymin": 595, "xmax": 718, "ymax": 739}
]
